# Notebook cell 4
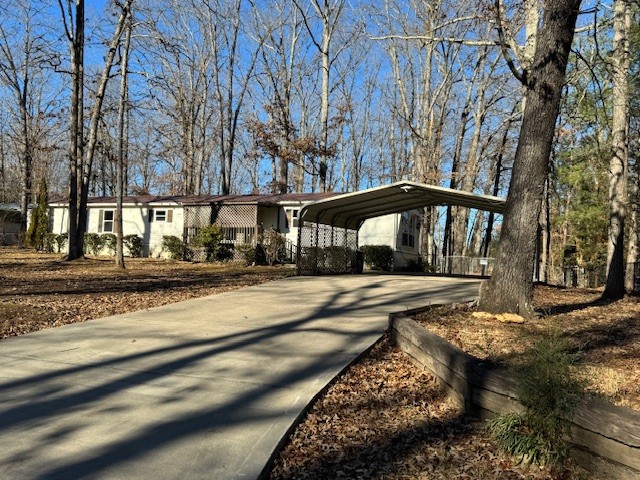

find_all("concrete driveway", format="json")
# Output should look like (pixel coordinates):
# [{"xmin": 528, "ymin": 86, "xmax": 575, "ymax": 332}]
[{"xmin": 0, "ymin": 274, "xmax": 481, "ymax": 480}]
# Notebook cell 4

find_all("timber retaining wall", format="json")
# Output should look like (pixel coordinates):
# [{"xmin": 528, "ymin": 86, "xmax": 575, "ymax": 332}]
[{"xmin": 389, "ymin": 312, "xmax": 640, "ymax": 480}]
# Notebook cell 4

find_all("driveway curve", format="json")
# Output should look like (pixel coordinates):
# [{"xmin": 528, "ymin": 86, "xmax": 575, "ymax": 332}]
[{"xmin": 0, "ymin": 274, "xmax": 481, "ymax": 480}]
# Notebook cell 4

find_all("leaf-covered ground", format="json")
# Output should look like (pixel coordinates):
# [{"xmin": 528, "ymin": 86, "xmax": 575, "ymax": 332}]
[
  {"xmin": 268, "ymin": 336, "xmax": 587, "ymax": 480},
  {"xmin": 413, "ymin": 286, "xmax": 640, "ymax": 411},
  {"xmin": 2, "ymin": 249, "xmax": 608, "ymax": 478},
  {"xmin": 0, "ymin": 247, "xmax": 292, "ymax": 339}
]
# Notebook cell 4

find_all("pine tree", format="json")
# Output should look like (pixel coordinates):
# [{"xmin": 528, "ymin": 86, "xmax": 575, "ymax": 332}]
[{"xmin": 26, "ymin": 178, "xmax": 50, "ymax": 251}]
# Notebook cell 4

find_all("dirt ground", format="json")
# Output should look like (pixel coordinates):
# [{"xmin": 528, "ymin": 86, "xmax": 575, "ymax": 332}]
[
  {"xmin": 0, "ymin": 247, "xmax": 292, "ymax": 340},
  {"xmin": 412, "ymin": 286, "xmax": 640, "ymax": 411}
]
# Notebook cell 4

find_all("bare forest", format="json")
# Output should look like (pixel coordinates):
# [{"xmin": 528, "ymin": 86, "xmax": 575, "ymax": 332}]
[{"xmin": 0, "ymin": 0, "xmax": 638, "ymax": 298}]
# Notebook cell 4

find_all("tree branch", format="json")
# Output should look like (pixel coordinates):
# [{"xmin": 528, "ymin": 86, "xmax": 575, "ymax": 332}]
[
  {"xmin": 494, "ymin": 0, "xmax": 526, "ymax": 85},
  {"xmin": 369, "ymin": 34, "xmax": 503, "ymax": 47}
]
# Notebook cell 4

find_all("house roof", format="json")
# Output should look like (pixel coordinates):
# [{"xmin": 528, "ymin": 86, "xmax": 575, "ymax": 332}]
[
  {"xmin": 49, "ymin": 192, "xmax": 339, "ymax": 207},
  {"xmin": 300, "ymin": 181, "xmax": 506, "ymax": 230}
]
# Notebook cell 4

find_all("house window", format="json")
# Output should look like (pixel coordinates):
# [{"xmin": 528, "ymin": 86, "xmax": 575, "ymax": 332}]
[
  {"xmin": 285, "ymin": 208, "xmax": 299, "ymax": 228},
  {"xmin": 149, "ymin": 209, "xmax": 173, "ymax": 223},
  {"xmin": 401, "ymin": 212, "xmax": 416, "ymax": 248},
  {"xmin": 402, "ymin": 232, "xmax": 415, "ymax": 248},
  {"xmin": 101, "ymin": 210, "xmax": 114, "ymax": 233}
]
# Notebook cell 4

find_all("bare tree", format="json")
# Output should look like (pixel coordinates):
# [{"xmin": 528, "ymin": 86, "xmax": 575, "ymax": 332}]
[
  {"xmin": 293, "ymin": 0, "xmax": 348, "ymax": 192},
  {"xmin": 115, "ymin": 9, "xmax": 133, "ymax": 269},
  {"xmin": 250, "ymin": 0, "xmax": 304, "ymax": 193},
  {"xmin": 58, "ymin": 0, "xmax": 84, "ymax": 259},
  {"xmin": 206, "ymin": 0, "xmax": 264, "ymax": 194},
  {"xmin": 0, "ymin": 2, "xmax": 52, "ymax": 230}
]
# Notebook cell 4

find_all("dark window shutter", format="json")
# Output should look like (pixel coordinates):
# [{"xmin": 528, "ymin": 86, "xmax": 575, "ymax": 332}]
[
  {"xmin": 98, "ymin": 210, "xmax": 103, "ymax": 233},
  {"xmin": 167, "ymin": 210, "xmax": 173, "ymax": 223},
  {"xmin": 149, "ymin": 209, "xmax": 154, "ymax": 222}
]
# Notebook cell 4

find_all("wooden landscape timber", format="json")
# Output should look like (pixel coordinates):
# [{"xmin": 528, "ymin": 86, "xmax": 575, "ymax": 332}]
[{"xmin": 389, "ymin": 312, "xmax": 640, "ymax": 480}]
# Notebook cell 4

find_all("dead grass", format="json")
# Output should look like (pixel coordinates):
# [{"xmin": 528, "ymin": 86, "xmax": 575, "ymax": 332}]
[{"xmin": 0, "ymin": 247, "xmax": 292, "ymax": 339}]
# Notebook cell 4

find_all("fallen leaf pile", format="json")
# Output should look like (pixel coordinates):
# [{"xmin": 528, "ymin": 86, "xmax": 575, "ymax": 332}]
[
  {"xmin": 269, "ymin": 336, "xmax": 585, "ymax": 479},
  {"xmin": 414, "ymin": 286, "xmax": 640, "ymax": 411},
  {"xmin": 0, "ymin": 248, "xmax": 291, "ymax": 339},
  {"xmin": 471, "ymin": 311, "xmax": 525, "ymax": 324}
]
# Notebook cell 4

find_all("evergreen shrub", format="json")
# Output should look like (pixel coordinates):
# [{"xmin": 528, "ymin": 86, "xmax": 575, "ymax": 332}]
[
  {"xmin": 123, "ymin": 234, "xmax": 143, "ymax": 257},
  {"xmin": 84, "ymin": 233, "xmax": 104, "ymax": 255},
  {"xmin": 162, "ymin": 235, "xmax": 190, "ymax": 260},
  {"xmin": 361, "ymin": 245, "xmax": 393, "ymax": 271},
  {"xmin": 486, "ymin": 336, "xmax": 584, "ymax": 466},
  {"xmin": 193, "ymin": 225, "xmax": 223, "ymax": 261},
  {"xmin": 101, "ymin": 233, "xmax": 117, "ymax": 254}
]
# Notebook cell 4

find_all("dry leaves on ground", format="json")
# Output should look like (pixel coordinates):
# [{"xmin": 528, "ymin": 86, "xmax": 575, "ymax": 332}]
[
  {"xmin": 0, "ymin": 248, "xmax": 292, "ymax": 339},
  {"xmin": 269, "ymin": 336, "xmax": 580, "ymax": 480},
  {"xmin": 413, "ymin": 286, "xmax": 640, "ymax": 411}
]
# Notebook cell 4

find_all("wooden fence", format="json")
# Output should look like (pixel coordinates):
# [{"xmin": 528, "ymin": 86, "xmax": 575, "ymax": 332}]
[{"xmin": 389, "ymin": 312, "xmax": 640, "ymax": 480}]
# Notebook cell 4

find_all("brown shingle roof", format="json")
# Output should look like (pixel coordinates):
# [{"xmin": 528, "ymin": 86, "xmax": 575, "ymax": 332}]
[{"xmin": 49, "ymin": 192, "xmax": 340, "ymax": 206}]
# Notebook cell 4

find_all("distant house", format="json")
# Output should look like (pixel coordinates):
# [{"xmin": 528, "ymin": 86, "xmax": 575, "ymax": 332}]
[
  {"xmin": 0, "ymin": 204, "xmax": 22, "ymax": 245},
  {"xmin": 48, "ymin": 193, "xmax": 422, "ymax": 268}
]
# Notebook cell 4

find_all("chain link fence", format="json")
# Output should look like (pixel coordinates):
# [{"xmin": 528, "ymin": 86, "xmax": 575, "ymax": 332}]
[
  {"xmin": 437, "ymin": 256, "xmax": 494, "ymax": 276},
  {"xmin": 544, "ymin": 264, "xmax": 640, "ymax": 290}
]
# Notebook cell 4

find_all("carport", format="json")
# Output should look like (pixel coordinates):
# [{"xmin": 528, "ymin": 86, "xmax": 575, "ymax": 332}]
[{"xmin": 296, "ymin": 181, "xmax": 506, "ymax": 275}]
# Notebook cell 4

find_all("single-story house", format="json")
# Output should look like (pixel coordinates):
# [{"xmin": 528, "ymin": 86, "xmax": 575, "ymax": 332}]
[{"xmin": 47, "ymin": 193, "xmax": 423, "ymax": 268}]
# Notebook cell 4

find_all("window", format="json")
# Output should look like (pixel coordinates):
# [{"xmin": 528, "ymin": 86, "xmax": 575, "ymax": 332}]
[
  {"xmin": 100, "ymin": 210, "xmax": 114, "ymax": 233},
  {"xmin": 401, "ymin": 212, "xmax": 416, "ymax": 248},
  {"xmin": 149, "ymin": 209, "xmax": 173, "ymax": 223},
  {"xmin": 285, "ymin": 208, "xmax": 299, "ymax": 228},
  {"xmin": 402, "ymin": 232, "xmax": 415, "ymax": 248}
]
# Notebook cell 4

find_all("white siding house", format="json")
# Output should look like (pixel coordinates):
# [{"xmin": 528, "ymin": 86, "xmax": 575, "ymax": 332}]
[
  {"xmin": 50, "ymin": 198, "xmax": 184, "ymax": 257},
  {"xmin": 359, "ymin": 211, "xmax": 422, "ymax": 268},
  {"xmin": 48, "ymin": 194, "xmax": 422, "ymax": 267}
]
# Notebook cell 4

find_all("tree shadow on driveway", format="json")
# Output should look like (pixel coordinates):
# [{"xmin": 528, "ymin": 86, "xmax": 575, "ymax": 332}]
[{"xmin": 0, "ymin": 276, "xmax": 481, "ymax": 480}]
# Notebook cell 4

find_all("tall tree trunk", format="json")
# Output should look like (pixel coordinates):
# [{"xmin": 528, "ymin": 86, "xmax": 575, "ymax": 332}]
[
  {"xmin": 115, "ymin": 12, "xmax": 132, "ymax": 269},
  {"xmin": 538, "ymin": 176, "xmax": 550, "ymax": 282},
  {"xmin": 78, "ymin": 0, "xmax": 133, "ymax": 253},
  {"xmin": 18, "ymin": 99, "xmax": 31, "ymax": 233},
  {"xmin": 626, "ymin": 178, "xmax": 638, "ymax": 292},
  {"xmin": 479, "ymin": 0, "xmax": 581, "ymax": 315},
  {"xmin": 65, "ymin": 0, "xmax": 85, "ymax": 260},
  {"xmin": 452, "ymin": 48, "xmax": 489, "ymax": 257},
  {"xmin": 318, "ymin": 18, "xmax": 330, "ymax": 191},
  {"xmin": 482, "ymin": 105, "xmax": 517, "ymax": 257},
  {"xmin": 443, "ymin": 78, "xmax": 474, "ymax": 260},
  {"xmin": 603, "ymin": 0, "xmax": 630, "ymax": 300}
]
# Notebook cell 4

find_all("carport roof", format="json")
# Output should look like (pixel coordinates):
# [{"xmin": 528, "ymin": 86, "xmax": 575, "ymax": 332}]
[{"xmin": 300, "ymin": 181, "xmax": 506, "ymax": 230}]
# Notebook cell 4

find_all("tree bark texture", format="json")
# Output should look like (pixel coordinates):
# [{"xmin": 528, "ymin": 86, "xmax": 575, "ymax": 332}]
[
  {"xmin": 479, "ymin": 0, "xmax": 581, "ymax": 315},
  {"xmin": 78, "ymin": 0, "xmax": 133, "ymax": 254},
  {"xmin": 65, "ymin": 0, "xmax": 85, "ymax": 260},
  {"xmin": 115, "ymin": 13, "xmax": 132, "ymax": 269},
  {"xmin": 603, "ymin": 0, "xmax": 629, "ymax": 300}
]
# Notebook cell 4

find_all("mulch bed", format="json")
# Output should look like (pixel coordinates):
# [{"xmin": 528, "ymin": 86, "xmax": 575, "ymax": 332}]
[
  {"xmin": 268, "ymin": 336, "xmax": 585, "ymax": 479},
  {"xmin": 412, "ymin": 286, "xmax": 640, "ymax": 411}
]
